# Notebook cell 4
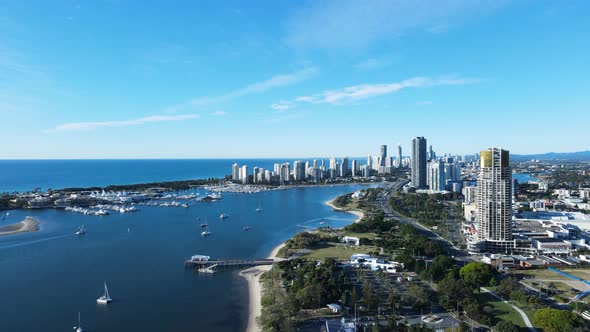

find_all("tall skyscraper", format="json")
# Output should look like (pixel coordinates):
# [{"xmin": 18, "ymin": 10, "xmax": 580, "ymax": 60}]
[
  {"xmin": 397, "ymin": 144, "xmax": 402, "ymax": 168},
  {"xmin": 231, "ymin": 163, "xmax": 240, "ymax": 181},
  {"xmin": 411, "ymin": 137, "xmax": 427, "ymax": 188},
  {"xmin": 429, "ymin": 145, "xmax": 436, "ymax": 161},
  {"xmin": 240, "ymin": 165, "xmax": 249, "ymax": 184},
  {"xmin": 476, "ymin": 148, "xmax": 512, "ymax": 242},
  {"xmin": 329, "ymin": 157, "xmax": 337, "ymax": 171},
  {"xmin": 340, "ymin": 157, "xmax": 349, "ymax": 177},
  {"xmin": 351, "ymin": 159, "xmax": 359, "ymax": 176},
  {"xmin": 293, "ymin": 160, "xmax": 306, "ymax": 181},
  {"xmin": 279, "ymin": 163, "xmax": 290, "ymax": 182},
  {"xmin": 427, "ymin": 161, "xmax": 445, "ymax": 191},
  {"xmin": 380, "ymin": 145, "xmax": 387, "ymax": 167}
]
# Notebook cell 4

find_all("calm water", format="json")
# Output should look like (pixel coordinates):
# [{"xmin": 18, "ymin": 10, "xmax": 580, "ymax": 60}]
[
  {"xmin": 512, "ymin": 173, "xmax": 540, "ymax": 183},
  {"xmin": 0, "ymin": 159, "xmax": 363, "ymax": 193},
  {"xmin": 0, "ymin": 185, "xmax": 370, "ymax": 331}
]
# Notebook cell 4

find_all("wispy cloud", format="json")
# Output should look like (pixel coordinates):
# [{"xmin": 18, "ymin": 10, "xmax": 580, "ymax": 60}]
[
  {"xmin": 275, "ymin": 76, "xmax": 480, "ymax": 107},
  {"xmin": 270, "ymin": 100, "xmax": 295, "ymax": 111},
  {"xmin": 190, "ymin": 67, "xmax": 318, "ymax": 107},
  {"xmin": 416, "ymin": 100, "xmax": 433, "ymax": 106},
  {"xmin": 47, "ymin": 114, "xmax": 199, "ymax": 132},
  {"xmin": 284, "ymin": 0, "xmax": 506, "ymax": 50},
  {"xmin": 211, "ymin": 111, "xmax": 227, "ymax": 116}
]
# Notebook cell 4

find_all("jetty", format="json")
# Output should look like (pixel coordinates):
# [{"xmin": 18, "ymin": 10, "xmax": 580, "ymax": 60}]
[{"xmin": 185, "ymin": 255, "xmax": 274, "ymax": 271}]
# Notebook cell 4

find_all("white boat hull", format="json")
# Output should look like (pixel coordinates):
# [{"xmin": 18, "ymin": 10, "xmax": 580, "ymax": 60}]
[{"xmin": 96, "ymin": 297, "xmax": 112, "ymax": 304}]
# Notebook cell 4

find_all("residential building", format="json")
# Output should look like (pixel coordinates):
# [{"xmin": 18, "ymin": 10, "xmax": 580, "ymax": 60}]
[
  {"xmin": 411, "ymin": 137, "xmax": 427, "ymax": 188},
  {"xmin": 470, "ymin": 147, "xmax": 513, "ymax": 253},
  {"xmin": 231, "ymin": 163, "xmax": 240, "ymax": 181}
]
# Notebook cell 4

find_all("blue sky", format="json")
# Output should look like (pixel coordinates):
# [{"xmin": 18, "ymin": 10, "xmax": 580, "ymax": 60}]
[{"xmin": 0, "ymin": 0, "xmax": 588, "ymax": 159}]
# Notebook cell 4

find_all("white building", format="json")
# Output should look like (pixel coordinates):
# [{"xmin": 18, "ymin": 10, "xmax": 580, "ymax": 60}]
[
  {"xmin": 349, "ymin": 254, "xmax": 401, "ymax": 273},
  {"xmin": 231, "ymin": 163, "xmax": 240, "ymax": 181},
  {"xmin": 342, "ymin": 236, "xmax": 360, "ymax": 246},
  {"xmin": 240, "ymin": 165, "xmax": 249, "ymax": 184},
  {"xmin": 463, "ymin": 185, "xmax": 477, "ymax": 204}
]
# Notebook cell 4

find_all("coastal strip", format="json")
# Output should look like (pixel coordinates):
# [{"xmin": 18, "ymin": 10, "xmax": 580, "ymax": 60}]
[
  {"xmin": 240, "ymin": 242, "xmax": 286, "ymax": 332},
  {"xmin": 241, "ymin": 194, "xmax": 365, "ymax": 332},
  {"xmin": 325, "ymin": 198, "xmax": 364, "ymax": 223},
  {"xmin": 0, "ymin": 217, "xmax": 40, "ymax": 236}
]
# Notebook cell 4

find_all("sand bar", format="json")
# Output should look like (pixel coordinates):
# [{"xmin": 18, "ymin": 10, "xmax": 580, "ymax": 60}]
[{"xmin": 0, "ymin": 217, "xmax": 40, "ymax": 236}]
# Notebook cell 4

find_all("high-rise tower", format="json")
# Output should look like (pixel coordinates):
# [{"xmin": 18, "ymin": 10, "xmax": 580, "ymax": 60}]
[
  {"xmin": 477, "ymin": 148, "xmax": 512, "ymax": 242},
  {"xmin": 380, "ymin": 145, "xmax": 387, "ymax": 167},
  {"xmin": 411, "ymin": 137, "xmax": 427, "ymax": 188}
]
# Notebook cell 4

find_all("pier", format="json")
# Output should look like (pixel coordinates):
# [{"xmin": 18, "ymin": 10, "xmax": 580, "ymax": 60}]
[{"xmin": 185, "ymin": 256, "xmax": 274, "ymax": 270}]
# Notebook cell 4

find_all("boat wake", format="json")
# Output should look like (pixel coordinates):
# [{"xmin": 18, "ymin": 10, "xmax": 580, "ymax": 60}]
[{"xmin": 0, "ymin": 233, "xmax": 75, "ymax": 250}]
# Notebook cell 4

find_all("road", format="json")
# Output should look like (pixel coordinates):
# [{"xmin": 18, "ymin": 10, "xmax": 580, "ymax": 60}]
[{"xmin": 373, "ymin": 180, "xmax": 473, "ymax": 263}]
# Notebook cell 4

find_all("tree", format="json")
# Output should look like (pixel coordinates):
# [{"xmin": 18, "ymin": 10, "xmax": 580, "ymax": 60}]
[
  {"xmin": 437, "ymin": 276, "xmax": 473, "ymax": 311},
  {"xmin": 459, "ymin": 262, "xmax": 497, "ymax": 291},
  {"xmin": 494, "ymin": 320, "xmax": 519, "ymax": 332},
  {"xmin": 422, "ymin": 255, "xmax": 455, "ymax": 282},
  {"xmin": 532, "ymin": 308, "xmax": 585, "ymax": 332},
  {"xmin": 405, "ymin": 284, "xmax": 430, "ymax": 309}
]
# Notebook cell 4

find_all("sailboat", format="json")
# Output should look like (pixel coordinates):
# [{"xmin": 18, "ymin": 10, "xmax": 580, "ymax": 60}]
[
  {"xmin": 73, "ymin": 312, "xmax": 83, "ymax": 332},
  {"xmin": 201, "ymin": 225, "xmax": 212, "ymax": 237},
  {"xmin": 256, "ymin": 201, "xmax": 263, "ymax": 212},
  {"xmin": 75, "ymin": 225, "xmax": 86, "ymax": 235},
  {"xmin": 243, "ymin": 225, "xmax": 251, "ymax": 231},
  {"xmin": 96, "ymin": 282, "xmax": 112, "ymax": 304},
  {"xmin": 219, "ymin": 213, "xmax": 229, "ymax": 219}
]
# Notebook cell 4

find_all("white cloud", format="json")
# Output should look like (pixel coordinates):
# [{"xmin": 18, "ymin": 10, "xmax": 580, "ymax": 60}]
[
  {"xmin": 190, "ymin": 67, "xmax": 318, "ymax": 107},
  {"xmin": 284, "ymin": 0, "xmax": 506, "ymax": 50},
  {"xmin": 211, "ymin": 111, "xmax": 227, "ymax": 116},
  {"xmin": 279, "ymin": 76, "xmax": 480, "ymax": 107},
  {"xmin": 48, "ymin": 114, "xmax": 199, "ymax": 132}
]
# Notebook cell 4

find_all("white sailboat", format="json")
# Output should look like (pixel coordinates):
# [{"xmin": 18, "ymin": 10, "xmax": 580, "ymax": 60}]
[
  {"xmin": 73, "ymin": 312, "xmax": 83, "ymax": 332},
  {"xmin": 201, "ymin": 225, "xmax": 212, "ymax": 237},
  {"xmin": 219, "ymin": 213, "xmax": 229, "ymax": 219},
  {"xmin": 75, "ymin": 225, "xmax": 86, "ymax": 235},
  {"xmin": 96, "ymin": 282, "xmax": 112, "ymax": 304},
  {"xmin": 256, "ymin": 201, "xmax": 263, "ymax": 212}
]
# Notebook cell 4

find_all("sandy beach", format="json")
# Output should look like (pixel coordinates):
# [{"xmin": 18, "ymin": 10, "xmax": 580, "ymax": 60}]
[
  {"xmin": 325, "ymin": 198, "xmax": 365, "ymax": 223},
  {"xmin": 0, "ymin": 217, "xmax": 40, "ymax": 236},
  {"xmin": 240, "ymin": 195, "xmax": 364, "ymax": 332},
  {"xmin": 240, "ymin": 242, "xmax": 285, "ymax": 332}
]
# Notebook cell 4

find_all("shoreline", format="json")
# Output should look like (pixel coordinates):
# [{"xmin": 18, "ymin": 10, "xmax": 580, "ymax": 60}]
[
  {"xmin": 0, "ymin": 217, "xmax": 40, "ymax": 236},
  {"xmin": 240, "ymin": 242, "xmax": 286, "ymax": 332},
  {"xmin": 325, "ymin": 198, "xmax": 365, "ymax": 223},
  {"xmin": 240, "ymin": 192, "xmax": 366, "ymax": 332}
]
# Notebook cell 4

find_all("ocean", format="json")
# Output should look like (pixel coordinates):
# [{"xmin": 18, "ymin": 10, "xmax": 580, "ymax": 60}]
[
  {"xmin": 0, "ymin": 160, "xmax": 372, "ymax": 331},
  {"xmin": 0, "ymin": 159, "xmax": 364, "ymax": 193}
]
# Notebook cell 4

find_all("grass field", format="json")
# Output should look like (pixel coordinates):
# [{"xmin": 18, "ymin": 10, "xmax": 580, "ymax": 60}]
[
  {"xmin": 302, "ymin": 243, "xmax": 378, "ymax": 260},
  {"xmin": 476, "ymin": 291, "xmax": 527, "ymax": 328}
]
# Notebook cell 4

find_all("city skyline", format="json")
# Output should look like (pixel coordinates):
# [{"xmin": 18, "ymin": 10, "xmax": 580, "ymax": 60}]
[{"xmin": 1, "ymin": 1, "xmax": 590, "ymax": 159}]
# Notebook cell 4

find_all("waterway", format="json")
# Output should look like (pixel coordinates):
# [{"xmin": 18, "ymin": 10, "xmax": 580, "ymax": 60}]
[{"xmin": 0, "ymin": 184, "xmax": 370, "ymax": 331}]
